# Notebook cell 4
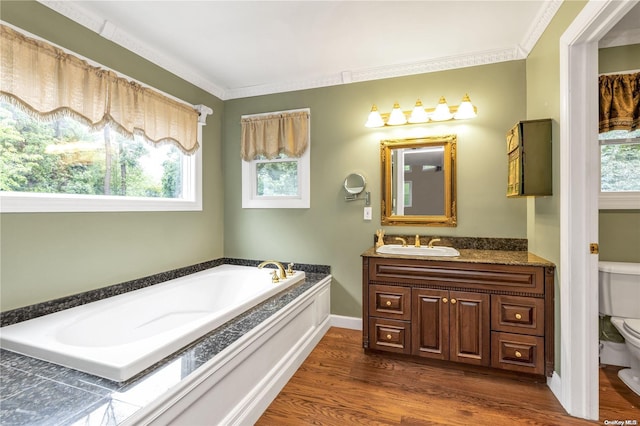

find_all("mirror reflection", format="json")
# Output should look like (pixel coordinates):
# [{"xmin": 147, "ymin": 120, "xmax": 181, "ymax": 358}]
[{"xmin": 381, "ymin": 135, "xmax": 457, "ymax": 226}]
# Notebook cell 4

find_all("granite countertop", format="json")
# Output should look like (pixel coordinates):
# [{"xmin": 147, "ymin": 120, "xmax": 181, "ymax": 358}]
[
  {"xmin": 361, "ymin": 247, "xmax": 555, "ymax": 268},
  {"xmin": 0, "ymin": 262, "xmax": 330, "ymax": 426}
]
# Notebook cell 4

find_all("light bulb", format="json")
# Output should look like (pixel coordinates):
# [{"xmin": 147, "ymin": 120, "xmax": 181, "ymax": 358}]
[
  {"xmin": 387, "ymin": 102, "xmax": 407, "ymax": 125},
  {"xmin": 430, "ymin": 96, "xmax": 453, "ymax": 121},
  {"xmin": 408, "ymin": 99, "xmax": 429, "ymax": 123},
  {"xmin": 364, "ymin": 104, "xmax": 385, "ymax": 128},
  {"xmin": 453, "ymin": 94, "xmax": 477, "ymax": 120}
]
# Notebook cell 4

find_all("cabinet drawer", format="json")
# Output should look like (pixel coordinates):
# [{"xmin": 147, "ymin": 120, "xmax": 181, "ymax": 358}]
[
  {"xmin": 491, "ymin": 332, "xmax": 544, "ymax": 375},
  {"xmin": 369, "ymin": 285, "xmax": 411, "ymax": 320},
  {"xmin": 369, "ymin": 318, "xmax": 411, "ymax": 354},
  {"xmin": 491, "ymin": 295, "xmax": 544, "ymax": 335},
  {"xmin": 369, "ymin": 258, "xmax": 544, "ymax": 295}
]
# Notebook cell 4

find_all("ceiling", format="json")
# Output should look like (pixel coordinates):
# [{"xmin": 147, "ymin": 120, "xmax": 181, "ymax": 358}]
[{"xmin": 39, "ymin": 1, "xmax": 640, "ymax": 100}]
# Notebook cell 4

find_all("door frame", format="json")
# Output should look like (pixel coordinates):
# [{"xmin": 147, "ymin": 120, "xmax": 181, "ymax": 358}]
[{"xmin": 558, "ymin": 0, "xmax": 638, "ymax": 419}]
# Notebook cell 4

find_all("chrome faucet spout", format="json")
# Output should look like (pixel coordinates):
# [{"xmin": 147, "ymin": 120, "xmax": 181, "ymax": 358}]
[{"xmin": 258, "ymin": 260, "xmax": 287, "ymax": 280}]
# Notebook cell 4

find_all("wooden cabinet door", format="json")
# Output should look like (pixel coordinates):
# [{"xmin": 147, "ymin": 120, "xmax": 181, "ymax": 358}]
[
  {"xmin": 449, "ymin": 291, "xmax": 490, "ymax": 366},
  {"xmin": 412, "ymin": 288, "xmax": 449, "ymax": 360}
]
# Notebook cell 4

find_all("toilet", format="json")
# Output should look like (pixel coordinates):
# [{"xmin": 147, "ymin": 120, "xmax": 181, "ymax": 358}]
[{"xmin": 599, "ymin": 261, "xmax": 640, "ymax": 396}]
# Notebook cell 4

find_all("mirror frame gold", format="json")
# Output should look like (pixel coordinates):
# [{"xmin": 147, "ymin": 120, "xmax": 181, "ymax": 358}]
[{"xmin": 380, "ymin": 135, "xmax": 457, "ymax": 226}]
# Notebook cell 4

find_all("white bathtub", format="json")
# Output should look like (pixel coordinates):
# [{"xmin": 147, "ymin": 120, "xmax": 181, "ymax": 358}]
[{"xmin": 0, "ymin": 264, "xmax": 305, "ymax": 382}]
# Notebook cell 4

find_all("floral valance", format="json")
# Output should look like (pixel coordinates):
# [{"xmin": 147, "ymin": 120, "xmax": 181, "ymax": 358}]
[
  {"xmin": 240, "ymin": 110, "xmax": 309, "ymax": 161},
  {"xmin": 599, "ymin": 72, "xmax": 640, "ymax": 134},
  {"xmin": 0, "ymin": 24, "xmax": 200, "ymax": 154}
]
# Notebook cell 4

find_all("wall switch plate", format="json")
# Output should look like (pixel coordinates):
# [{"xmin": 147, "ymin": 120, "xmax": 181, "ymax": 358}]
[{"xmin": 363, "ymin": 206, "xmax": 372, "ymax": 220}]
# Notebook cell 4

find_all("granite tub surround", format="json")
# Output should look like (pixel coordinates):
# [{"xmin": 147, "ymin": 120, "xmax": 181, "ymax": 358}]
[{"xmin": 0, "ymin": 260, "xmax": 331, "ymax": 425}]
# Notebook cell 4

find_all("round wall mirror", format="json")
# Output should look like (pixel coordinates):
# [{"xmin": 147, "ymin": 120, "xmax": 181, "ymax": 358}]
[{"xmin": 344, "ymin": 173, "xmax": 366, "ymax": 195}]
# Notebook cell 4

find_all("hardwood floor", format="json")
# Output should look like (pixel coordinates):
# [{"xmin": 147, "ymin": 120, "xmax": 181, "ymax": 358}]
[{"xmin": 257, "ymin": 327, "xmax": 640, "ymax": 425}]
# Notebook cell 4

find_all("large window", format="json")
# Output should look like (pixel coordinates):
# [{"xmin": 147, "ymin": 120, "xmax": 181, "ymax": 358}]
[
  {"xmin": 599, "ymin": 129, "xmax": 640, "ymax": 209},
  {"xmin": 0, "ymin": 105, "xmax": 202, "ymax": 213},
  {"xmin": 0, "ymin": 24, "xmax": 207, "ymax": 212}
]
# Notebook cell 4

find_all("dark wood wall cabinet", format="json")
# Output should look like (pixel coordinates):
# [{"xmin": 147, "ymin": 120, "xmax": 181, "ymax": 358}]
[
  {"xmin": 506, "ymin": 118, "xmax": 552, "ymax": 197},
  {"xmin": 362, "ymin": 254, "xmax": 555, "ymax": 377}
]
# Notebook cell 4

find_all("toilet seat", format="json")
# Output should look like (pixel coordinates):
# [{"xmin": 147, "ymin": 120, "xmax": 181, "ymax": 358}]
[{"xmin": 623, "ymin": 318, "xmax": 640, "ymax": 340}]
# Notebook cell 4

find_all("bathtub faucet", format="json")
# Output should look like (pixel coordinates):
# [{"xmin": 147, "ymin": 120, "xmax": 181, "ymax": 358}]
[{"xmin": 258, "ymin": 260, "xmax": 287, "ymax": 281}]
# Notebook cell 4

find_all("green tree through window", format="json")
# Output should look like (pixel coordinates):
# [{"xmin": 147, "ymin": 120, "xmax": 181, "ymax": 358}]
[{"xmin": 0, "ymin": 102, "xmax": 184, "ymax": 198}]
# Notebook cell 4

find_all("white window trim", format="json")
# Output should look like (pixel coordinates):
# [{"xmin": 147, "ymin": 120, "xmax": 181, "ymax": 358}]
[
  {"xmin": 241, "ymin": 146, "xmax": 310, "ymax": 209},
  {"xmin": 598, "ymin": 137, "xmax": 640, "ymax": 210},
  {"xmin": 241, "ymin": 108, "xmax": 310, "ymax": 209}
]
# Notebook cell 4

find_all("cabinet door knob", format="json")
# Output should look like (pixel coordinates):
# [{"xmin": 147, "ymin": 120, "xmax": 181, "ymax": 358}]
[
  {"xmin": 442, "ymin": 297, "xmax": 448, "ymax": 303},
  {"xmin": 515, "ymin": 313, "xmax": 522, "ymax": 320},
  {"xmin": 386, "ymin": 300, "xmax": 392, "ymax": 306},
  {"xmin": 450, "ymin": 298, "xmax": 457, "ymax": 304},
  {"xmin": 386, "ymin": 334, "xmax": 392, "ymax": 340},
  {"xmin": 515, "ymin": 351, "xmax": 522, "ymax": 358}
]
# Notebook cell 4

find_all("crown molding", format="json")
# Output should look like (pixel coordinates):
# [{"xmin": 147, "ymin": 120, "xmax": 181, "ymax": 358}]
[
  {"xmin": 519, "ymin": 0, "xmax": 563, "ymax": 55},
  {"xmin": 39, "ymin": 1, "xmax": 226, "ymax": 100},
  {"xmin": 38, "ymin": 0, "xmax": 560, "ymax": 101}
]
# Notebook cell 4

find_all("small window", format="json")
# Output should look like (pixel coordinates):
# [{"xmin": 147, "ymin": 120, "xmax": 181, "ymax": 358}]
[
  {"xmin": 241, "ymin": 108, "xmax": 310, "ymax": 209},
  {"xmin": 599, "ymin": 130, "xmax": 640, "ymax": 209},
  {"xmin": 242, "ymin": 149, "xmax": 310, "ymax": 209}
]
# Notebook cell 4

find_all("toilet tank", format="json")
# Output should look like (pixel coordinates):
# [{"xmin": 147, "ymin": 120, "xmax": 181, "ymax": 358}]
[{"xmin": 599, "ymin": 261, "xmax": 640, "ymax": 318}]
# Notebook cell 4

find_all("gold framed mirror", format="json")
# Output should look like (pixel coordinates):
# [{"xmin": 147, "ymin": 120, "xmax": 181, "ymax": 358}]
[{"xmin": 381, "ymin": 135, "xmax": 457, "ymax": 226}]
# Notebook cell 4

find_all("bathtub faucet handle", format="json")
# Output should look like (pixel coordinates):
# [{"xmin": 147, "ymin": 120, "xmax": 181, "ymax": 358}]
[
  {"xmin": 271, "ymin": 270, "xmax": 280, "ymax": 283},
  {"xmin": 287, "ymin": 263, "xmax": 295, "ymax": 276}
]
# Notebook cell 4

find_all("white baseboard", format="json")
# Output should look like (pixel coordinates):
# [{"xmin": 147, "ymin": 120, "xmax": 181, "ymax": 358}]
[
  {"xmin": 547, "ymin": 371, "xmax": 562, "ymax": 405},
  {"xmin": 330, "ymin": 314, "xmax": 362, "ymax": 330}
]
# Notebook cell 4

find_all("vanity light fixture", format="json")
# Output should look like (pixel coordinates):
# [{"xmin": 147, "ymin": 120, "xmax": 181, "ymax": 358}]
[{"xmin": 365, "ymin": 94, "xmax": 477, "ymax": 128}]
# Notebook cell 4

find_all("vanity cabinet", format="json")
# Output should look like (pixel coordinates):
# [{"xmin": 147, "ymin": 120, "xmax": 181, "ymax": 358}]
[
  {"xmin": 362, "ymin": 254, "xmax": 554, "ymax": 377},
  {"xmin": 413, "ymin": 288, "xmax": 489, "ymax": 366}
]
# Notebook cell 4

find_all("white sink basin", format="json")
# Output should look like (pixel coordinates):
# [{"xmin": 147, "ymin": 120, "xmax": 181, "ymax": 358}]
[{"xmin": 376, "ymin": 244, "xmax": 460, "ymax": 257}]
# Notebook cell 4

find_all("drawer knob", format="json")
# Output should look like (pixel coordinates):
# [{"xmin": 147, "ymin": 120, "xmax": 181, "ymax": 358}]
[
  {"xmin": 515, "ymin": 313, "xmax": 522, "ymax": 320},
  {"xmin": 515, "ymin": 351, "xmax": 522, "ymax": 358},
  {"xmin": 442, "ymin": 297, "xmax": 448, "ymax": 303},
  {"xmin": 451, "ymin": 298, "xmax": 457, "ymax": 304},
  {"xmin": 386, "ymin": 334, "xmax": 392, "ymax": 340},
  {"xmin": 386, "ymin": 300, "xmax": 392, "ymax": 306}
]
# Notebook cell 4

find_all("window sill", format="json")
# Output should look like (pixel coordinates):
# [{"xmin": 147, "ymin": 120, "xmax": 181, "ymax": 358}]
[
  {"xmin": 599, "ymin": 192, "xmax": 640, "ymax": 210},
  {"xmin": 0, "ymin": 192, "xmax": 202, "ymax": 213}
]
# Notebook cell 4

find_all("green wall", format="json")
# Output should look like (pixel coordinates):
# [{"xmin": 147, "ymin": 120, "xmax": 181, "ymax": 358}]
[
  {"xmin": 524, "ymin": 0, "xmax": 588, "ymax": 376},
  {"xmin": 223, "ymin": 63, "xmax": 528, "ymax": 318},
  {"xmin": 0, "ymin": 1, "xmax": 225, "ymax": 310},
  {"xmin": 598, "ymin": 43, "xmax": 640, "ymax": 263}
]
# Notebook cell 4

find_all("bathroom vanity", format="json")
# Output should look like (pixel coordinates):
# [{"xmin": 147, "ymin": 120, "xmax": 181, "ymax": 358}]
[{"xmin": 362, "ymin": 245, "xmax": 555, "ymax": 377}]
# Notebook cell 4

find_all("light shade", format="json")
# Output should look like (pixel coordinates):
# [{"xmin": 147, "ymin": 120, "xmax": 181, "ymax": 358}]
[
  {"xmin": 408, "ymin": 99, "xmax": 429, "ymax": 123},
  {"xmin": 453, "ymin": 93, "xmax": 477, "ymax": 120},
  {"xmin": 364, "ymin": 104, "xmax": 385, "ymax": 128},
  {"xmin": 430, "ymin": 96, "xmax": 453, "ymax": 121},
  {"xmin": 387, "ymin": 102, "xmax": 407, "ymax": 125}
]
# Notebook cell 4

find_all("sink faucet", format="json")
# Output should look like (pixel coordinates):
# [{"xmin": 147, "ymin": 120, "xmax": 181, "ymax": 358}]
[
  {"xmin": 415, "ymin": 235, "xmax": 421, "ymax": 248},
  {"xmin": 427, "ymin": 238, "xmax": 441, "ymax": 248},
  {"xmin": 258, "ymin": 260, "xmax": 287, "ymax": 280},
  {"xmin": 395, "ymin": 237, "xmax": 408, "ymax": 247}
]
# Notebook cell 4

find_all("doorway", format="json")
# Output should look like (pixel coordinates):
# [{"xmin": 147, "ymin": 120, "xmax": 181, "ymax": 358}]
[{"xmin": 559, "ymin": 0, "xmax": 639, "ymax": 420}]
